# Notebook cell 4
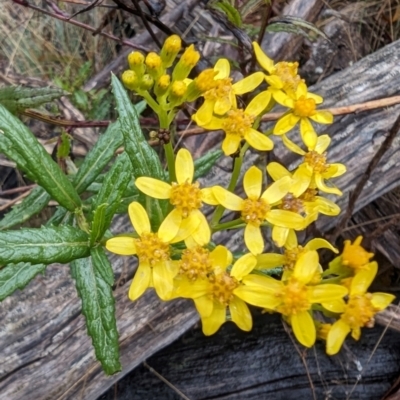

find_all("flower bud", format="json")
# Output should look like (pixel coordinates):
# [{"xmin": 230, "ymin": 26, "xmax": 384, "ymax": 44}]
[
  {"xmin": 154, "ymin": 74, "xmax": 171, "ymax": 97},
  {"xmin": 160, "ymin": 35, "xmax": 182, "ymax": 68},
  {"xmin": 172, "ymin": 44, "xmax": 200, "ymax": 81},
  {"xmin": 168, "ymin": 80, "xmax": 187, "ymax": 107},
  {"xmin": 121, "ymin": 70, "xmax": 139, "ymax": 91},
  {"xmin": 128, "ymin": 51, "xmax": 145, "ymax": 78},
  {"xmin": 140, "ymin": 74, "xmax": 154, "ymax": 91},
  {"xmin": 145, "ymin": 52, "xmax": 164, "ymax": 79}
]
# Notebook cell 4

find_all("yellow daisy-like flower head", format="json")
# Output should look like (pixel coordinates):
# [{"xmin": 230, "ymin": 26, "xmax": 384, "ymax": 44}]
[
  {"xmin": 192, "ymin": 58, "xmax": 265, "ymax": 126},
  {"xmin": 135, "ymin": 148, "xmax": 218, "ymax": 245},
  {"xmin": 105, "ymin": 201, "xmax": 179, "ymax": 301},
  {"xmin": 273, "ymin": 81, "xmax": 333, "ymax": 149},
  {"xmin": 326, "ymin": 262, "xmax": 395, "ymax": 355},
  {"xmin": 213, "ymin": 166, "xmax": 306, "ymax": 255},
  {"xmin": 238, "ymin": 251, "xmax": 348, "ymax": 347},
  {"xmin": 341, "ymin": 236, "xmax": 375, "ymax": 271},
  {"xmin": 198, "ymin": 91, "xmax": 274, "ymax": 156}
]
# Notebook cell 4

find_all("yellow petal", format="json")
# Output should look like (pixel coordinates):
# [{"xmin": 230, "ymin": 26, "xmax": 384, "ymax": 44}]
[
  {"xmin": 245, "ymin": 90, "xmax": 272, "ymax": 116},
  {"xmin": 299, "ymin": 118, "xmax": 317, "ymax": 150},
  {"xmin": 310, "ymin": 110, "xmax": 333, "ymax": 124},
  {"xmin": 244, "ymin": 224, "xmax": 264, "ymax": 255},
  {"xmin": 243, "ymin": 166, "xmax": 262, "ymax": 199},
  {"xmin": 175, "ymin": 148, "xmax": 194, "ymax": 184},
  {"xmin": 291, "ymin": 164, "xmax": 312, "ymax": 196},
  {"xmin": 293, "ymin": 250, "xmax": 319, "ymax": 284},
  {"xmin": 210, "ymin": 245, "xmax": 232, "ymax": 270},
  {"xmin": 193, "ymin": 99, "xmax": 215, "ymax": 126},
  {"xmin": 308, "ymin": 284, "xmax": 348, "ymax": 303},
  {"xmin": 231, "ymin": 253, "xmax": 257, "ymax": 280},
  {"xmin": 291, "ymin": 311, "xmax": 316, "ymax": 347},
  {"xmin": 128, "ymin": 262, "xmax": 151, "ymax": 301},
  {"xmin": 285, "ymin": 229, "xmax": 298, "ymax": 248},
  {"xmin": 322, "ymin": 299, "xmax": 346, "ymax": 314},
  {"xmin": 128, "ymin": 201, "xmax": 151, "ymax": 235},
  {"xmin": 158, "ymin": 208, "xmax": 182, "ymax": 242},
  {"xmin": 296, "ymin": 81, "xmax": 308, "ymax": 97},
  {"xmin": 281, "ymin": 134, "xmax": 306, "ymax": 156},
  {"xmin": 229, "ymin": 296, "xmax": 252, "ymax": 331},
  {"xmin": 194, "ymin": 295, "xmax": 214, "ymax": 317},
  {"xmin": 152, "ymin": 261, "xmax": 174, "ymax": 300},
  {"xmin": 314, "ymin": 174, "xmax": 343, "ymax": 196},
  {"xmin": 326, "ymin": 163, "xmax": 347, "ymax": 178},
  {"xmin": 351, "ymin": 326, "xmax": 361, "ymax": 341},
  {"xmin": 350, "ymin": 261, "xmax": 377, "ymax": 296},
  {"xmin": 271, "ymin": 88, "xmax": 289, "ymax": 104},
  {"xmin": 306, "ymin": 90, "xmax": 323, "ymax": 104},
  {"xmin": 233, "ymin": 285, "xmax": 281, "ymax": 309},
  {"xmin": 135, "ymin": 177, "xmax": 172, "ymax": 199},
  {"xmin": 261, "ymin": 175, "xmax": 291, "ymax": 204},
  {"xmin": 106, "ymin": 236, "xmax": 137, "ymax": 255},
  {"xmin": 189, "ymin": 209, "xmax": 211, "ymax": 245},
  {"xmin": 245, "ymin": 128, "xmax": 274, "ymax": 151},
  {"xmin": 306, "ymin": 238, "xmax": 338, "ymax": 253},
  {"xmin": 370, "ymin": 293, "xmax": 395, "ymax": 310},
  {"xmin": 214, "ymin": 96, "xmax": 232, "ymax": 115},
  {"xmin": 222, "ymin": 134, "xmax": 242, "ymax": 155},
  {"xmin": 242, "ymin": 274, "xmax": 283, "ymax": 291},
  {"xmin": 264, "ymin": 75, "xmax": 283, "ymax": 89},
  {"xmin": 175, "ymin": 277, "xmax": 209, "ymax": 298},
  {"xmin": 252, "ymin": 41, "xmax": 274, "ymax": 72},
  {"xmin": 273, "ymin": 113, "xmax": 300, "ymax": 135},
  {"xmin": 266, "ymin": 209, "xmax": 305, "ymax": 230},
  {"xmin": 312, "ymin": 197, "xmax": 341, "ymax": 216},
  {"xmin": 315, "ymin": 134, "xmax": 331, "ymax": 154},
  {"xmin": 266, "ymin": 162, "xmax": 291, "ymax": 181},
  {"xmin": 201, "ymin": 303, "xmax": 226, "ymax": 335},
  {"xmin": 326, "ymin": 319, "xmax": 351, "ymax": 355},
  {"xmin": 212, "ymin": 185, "xmax": 243, "ymax": 210},
  {"xmin": 201, "ymin": 187, "xmax": 219, "ymax": 205},
  {"xmin": 272, "ymin": 225, "xmax": 289, "ymax": 247},
  {"xmin": 256, "ymin": 253, "xmax": 285, "ymax": 269},
  {"xmin": 171, "ymin": 211, "xmax": 200, "ymax": 243},
  {"xmin": 233, "ymin": 72, "xmax": 264, "ymax": 95},
  {"xmin": 214, "ymin": 58, "xmax": 230, "ymax": 79}
]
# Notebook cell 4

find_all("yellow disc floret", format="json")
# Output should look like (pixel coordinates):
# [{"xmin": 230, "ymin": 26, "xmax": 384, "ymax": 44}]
[
  {"xmin": 280, "ymin": 193, "xmax": 304, "ymax": 214},
  {"xmin": 170, "ymin": 181, "xmax": 202, "ymax": 218},
  {"xmin": 272, "ymin": 61, "xmax": 302, "ymax": 94},
  {"xmin": 179, "ymin": 246, "xmax": 213, "ymax": 280},
  {"xmin": 241, "ymin": 198, "xmax": 270, "ymax": 226},
  {"xmin": 304, "ymin": 151, "xmax": 329, "ymax": 173},
  {"xmin": 341, "ymin": 236, "xmax": 374, "ymax": 270},
  {"xmin": 222, "ymin": 109, "xmax": 254, "ymax": 138},
  {"xmin": 293, "ymin": 95, "xmax": 316, "ymax": 118},
  {"xmin": 277, "ymin": 278, "xmax": 310, "ymax": 316},
  {"xmin": 284, "ymin": 246, "xmax": 306, "ymax": 270},
  {"xmin": 341, "ymin": 294, "xmax": 376, "ymax": 330},
  {"xmin": 209, "ymin": 269, "xmax": 239, "ymax": 306},
  {"xmin": 134, "ymin": 232, "xmax": 170, "ymax": 266}
]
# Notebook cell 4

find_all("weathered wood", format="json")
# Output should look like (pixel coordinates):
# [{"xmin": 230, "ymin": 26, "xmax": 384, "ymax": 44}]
[{"xmin": 1, "ymin": 9, "xmax": 400, "ymax": 400}]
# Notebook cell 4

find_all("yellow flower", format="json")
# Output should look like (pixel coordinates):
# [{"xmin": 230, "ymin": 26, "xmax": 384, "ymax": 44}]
[
  {"xmin": 105, "ymin": 201, "xmax": 180, "ymax": 301},
  {"xmin": 236, "ymin": 251, "xmax": 348, "ymax": 347},
  {"xmin": 135, "ymin": 149, "xmax": 218, "ymax": 245},
  {"xmin": 326, "ymin": 262, "xmax": 395, "ymax": 355},
  {"xmin": 192, "ymin": 58, "xmax": 264, "ymax": 125},
  {"xmin": 212, "ymin": 166, "xmax": 306, "ymax": 255},
  {"xmin": 197, "ymin": 91, "xmax": 274, "ymax": 155},
  {"xmin": 174, "ymin": 245, "xmax": 264, "ymax": 335},
  {"xmin": 342, "ymin": 236, "xmax": 375, "ymax": 271},
  {"xmin": 282, "ymin": 134, "xmax": 346, "ymax": 196},
  {"xmin": 273, "ymin": 81, "xmax": 333, "ymax": 149},
  {"xmin": 252, "ymin": 41, "xmax": 303, "ymax": 101}
]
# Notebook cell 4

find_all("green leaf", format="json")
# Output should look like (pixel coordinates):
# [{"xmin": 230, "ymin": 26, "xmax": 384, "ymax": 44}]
[
  {"xmin": 71, "ymin": 256, "xmax": 121, "ymax": 375},
  {"xmin": 210, "ymin": 1, "xmax": 242, "ymax": 27},
  {"xmin": 193, "ymin": 150, "xmax": 223, "ymax": 180},
  {"xmin": 90, "ymin": 203, "xmax": 108, "ymax": 245},
  {"xmin": 0, "ymin": 86, "xmax": 66, "ymax": 114},
  {"xmin": 111, "ymin": 74, "xmax": 164, "ymax": 181},
  {"xmin": 0, "ymin": 104, "xmax": 82, "ymax": 211},
  {"xmin": 73, "ymin": 121, "xmax": 123, "ymax": 194},
  {"xmin": 267, "ymin": 16, "xmax": 329, "ymax": 41},
  {"xmin": 91, "ymin": 246, "xmax": 114, "ymax": 286},
  {"xmin": 46, "ymin": 206, "xmax": 71, "ymax": 226},
  {"xmin": 0, "ymin": 187, "xmax": 51, "ymax": 231},
  {"xmin": 0, "ymin": 226, "xmax": 90, "ymax": 264},
  {"xmin": 90, "ymin": 152, "xmax": 132, "ymax": 241},
  {"xmin": 0, "ymin": 262, "xmax": 47, "ymax": 301}
]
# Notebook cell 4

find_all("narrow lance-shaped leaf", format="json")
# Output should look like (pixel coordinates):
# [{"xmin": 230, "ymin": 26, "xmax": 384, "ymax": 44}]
[
  {"xmin": 0, "ymin": 186, "xmax": 51, "ymax": 231},
  {"xmin": 90, "ymin": 152, "xmax": 132, "ymax": 243},
  {"xmin": 0, "ymin": 226, "xmax": 90, "ymax": 265},
  {"xmin": 71, "ymin": 256, "xmax": 121, "ymax": 375},
  {"xmin": 0, "ymin": 104, "xmax": 81, "ymax": 211},
  {"xmin": 0, "ymin": 86, "xmax": 67, "ymax": 114},
  {"xmin": 90, "ymin": 203, "xmax": 107, "ymax": 246},
  {"xmin": 193, "ymin": 150, "xmax": 223, "ymax": 180},
  {"xmin": 91, "ymin": 246, "xmax": 114, "ymax": 286}
]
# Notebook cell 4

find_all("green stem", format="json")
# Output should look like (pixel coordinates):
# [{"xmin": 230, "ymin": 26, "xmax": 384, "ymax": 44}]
[
  {"xmin": 212, "ymin": 218, "xmax": 244, "ymax": 232},
  {"xmin": 163, "ymin": 141, "xmax": 176, "ymax": 182},
  {"xmin": 140, "ymin": 91, "xmax": 161, "ymax": 114}
]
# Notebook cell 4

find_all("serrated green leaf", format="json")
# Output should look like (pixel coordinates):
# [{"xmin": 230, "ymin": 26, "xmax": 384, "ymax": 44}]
[
  {"xmin": 193, "ymin": 150, "xmax": 223, "ymax": 180},
  {"xmin": 211, "ymin": 1, "xmax": 242, "ymax": 27},
  {"xmin": 46, "ymin": 206, "xmax": 70, "ymax": 226},
  {"xmin": 71, "ymin": 256, "xmax": 121, "ymax": 375},
  {"xmin": 91, "ymin": 246, "xmax": 114, "ymax": 286},
  {"xmin": 0, "ymin": 226, "xmax": 90, "ymax": 264},
  {"xmin": 0, "ymin": 86, "xmax": 66, "ymax": 114},
  {"xmin": 90, "ymin": 203, "xmax": 108, "ymax": 245},
  {"xmin": 73, "ymin": 122, "xmax": 123, "ymax": 194},
  {"xmin": 0, "ymin": 104, "xmax": 82, "ymax": 211},
  {"xmin": 0, "ymin": 187, "xmax": 51, "ymax": 231},
  {"xmin": 267, "ymin": 16, "xmax": 329, "ymax": 41},
  {"xmin": 0, "ymin": 262, "xmax": 47, "ymax": 301},
  {"xmin": 90, "ymin": 152, "xmax": 132, "ymax": 241}
]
